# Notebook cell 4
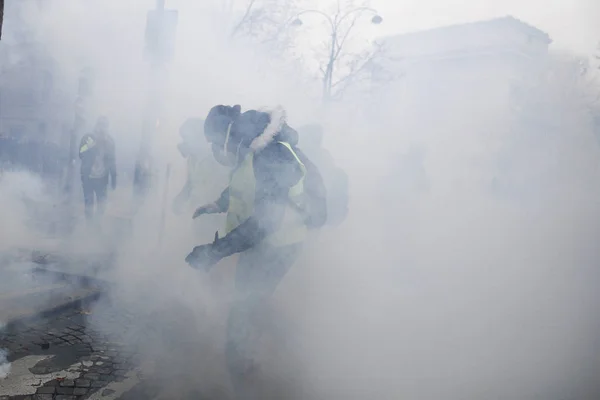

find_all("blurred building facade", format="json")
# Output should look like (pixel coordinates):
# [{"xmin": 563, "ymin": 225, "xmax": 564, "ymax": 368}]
[
  {"xmin": 0, "ymin": 1, "xmax": 73, "ymax": 180},
  {"xmin": 0, "ymin": 1, "xmax": 71, "ymax": 144},
  {"xmin": 369, "ymin": 16, "xmax": 553, "ymax": 197}
]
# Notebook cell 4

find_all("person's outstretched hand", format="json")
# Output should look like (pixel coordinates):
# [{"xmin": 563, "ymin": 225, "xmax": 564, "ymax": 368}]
[
  {"xmin": 192, "ymin": 203, "xmax": 221, "ymax": 219},
  {"xmin": 185, "ymin": 232, "xmax": 222, "ymax": 271}
]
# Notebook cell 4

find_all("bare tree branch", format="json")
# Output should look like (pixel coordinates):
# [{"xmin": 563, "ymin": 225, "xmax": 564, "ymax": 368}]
[
  {"xmin": 332, "ymin": 41, "xmax": 383, "ymax": 87},
  {"xmin": 230, "ymin": 0, "xmax": 257, "ymax": 38},
  {"xmin": 330, "ymin": 43, "xmax": 383, "ymax": 98},
  {"xmin": 333, "ymin": 15, "xmax": 359, "ymax": 62}
]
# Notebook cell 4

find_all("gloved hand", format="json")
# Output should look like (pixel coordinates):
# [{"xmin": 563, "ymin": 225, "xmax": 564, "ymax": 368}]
[
  {"xmin": 192, "ymin": 203, "xmax": 221, "ymax": 219},
  {"xmin": 185, "ymin": 244, "xmax": 221, "ymax": 271},
  {"xmin": 185, "ymin": 233, "xmax": 223, "ymax": 271}
]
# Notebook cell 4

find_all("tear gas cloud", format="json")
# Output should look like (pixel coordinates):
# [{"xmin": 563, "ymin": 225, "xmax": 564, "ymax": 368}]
[{"xmin": 4, "ymin": 0, "xmax": 600, "ymax": 399}]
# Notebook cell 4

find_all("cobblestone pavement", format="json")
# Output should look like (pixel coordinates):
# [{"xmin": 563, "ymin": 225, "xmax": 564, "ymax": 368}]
[
  {"xmin": 0, "ymin": 302, "xmax": 241, "ymax": 400},
  {"xmin": 0, "ymin": 298, "xmax": 310, "ymax": 400},
  {"xmin": 0, "ymin": 307, "xmax": 146, "ymax": 400}
]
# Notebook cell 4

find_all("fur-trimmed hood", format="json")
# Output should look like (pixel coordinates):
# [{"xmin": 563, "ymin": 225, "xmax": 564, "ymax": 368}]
[
  {"xmin": 204, "ymin": 104, "xmax": 299, "ymax": 156},
  {"xmin": 249, "ymin": 106, "xmax": 288, "ymax": 151},
  {"xmin": 230, "ymin": 105, "xmax": 298, "ymax": 152}
]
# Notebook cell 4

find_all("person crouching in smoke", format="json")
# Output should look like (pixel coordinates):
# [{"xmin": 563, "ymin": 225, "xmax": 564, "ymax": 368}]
[{"xmin": 185, "ymin": 104, "xmax": 327, "ymax": 399}]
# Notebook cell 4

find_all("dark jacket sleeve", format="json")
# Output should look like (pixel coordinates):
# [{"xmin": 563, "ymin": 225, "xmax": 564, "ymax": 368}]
[
  {"xmin": 214, "ymin": 187, "xmax": 230, "ymax": 212},
  {"xmin": 212, "ymin": 142, "xmax": 303, "ymax": 257}
]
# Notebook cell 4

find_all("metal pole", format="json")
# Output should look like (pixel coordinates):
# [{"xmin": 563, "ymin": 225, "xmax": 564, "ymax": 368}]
[
  {"xmin": 133, "ymin": 0, "xmax": 168, "ymax": 204},
  {"xmin": 157, "ymin": 163, "xmax": 171, "ymax": 247},
  {"xmin": 0, "ymin": 0, "xmax": 4, "ymax": 40}
]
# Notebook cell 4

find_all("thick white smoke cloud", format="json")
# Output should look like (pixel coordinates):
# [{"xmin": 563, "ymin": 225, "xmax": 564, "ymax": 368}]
[{"xmin": 5, "ymin": 0, "xmax": 600, "ymax": 399}]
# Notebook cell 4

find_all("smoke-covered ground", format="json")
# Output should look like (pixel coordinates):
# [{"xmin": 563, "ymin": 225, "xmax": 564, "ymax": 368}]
[{"xmin": 3, "ymin": 0, "xmax": 600, "ymax": 399}]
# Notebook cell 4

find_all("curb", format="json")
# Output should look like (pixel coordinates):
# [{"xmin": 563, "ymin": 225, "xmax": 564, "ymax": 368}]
[
  {"xmin": 1, "ymin": 249, "xmax": 112, "ymax": 331},
  {"xmin": 32, "ymin": 264, "xmax": 112, "ymax": 291},
  {"xmin": 2, "ymin": 289, "xmax": 104, "ymax": 332}
]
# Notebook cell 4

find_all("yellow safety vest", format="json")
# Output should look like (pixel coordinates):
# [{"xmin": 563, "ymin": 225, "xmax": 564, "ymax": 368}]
[
  {"xmin": 187, "ymin": 154, "xmax": 229, "ymax": 205},
  {"xmin": 79, "ymin": 137, "xmax": 96, "ymax": 154},
  {"xmin": 222, "ymin": 141, "xmax": 307, "ymax": 247}
]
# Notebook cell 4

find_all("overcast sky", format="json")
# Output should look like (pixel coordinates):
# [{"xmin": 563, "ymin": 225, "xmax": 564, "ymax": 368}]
[{"xmin": 371, "ymin": 0, "xmax": 599, "ymax": 54}]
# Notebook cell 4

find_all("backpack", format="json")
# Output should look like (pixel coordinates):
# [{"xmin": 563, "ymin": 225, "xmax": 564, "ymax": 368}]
[{"xmin": 294, "ymin": 148, "xmax": 328, "ymax": 229}]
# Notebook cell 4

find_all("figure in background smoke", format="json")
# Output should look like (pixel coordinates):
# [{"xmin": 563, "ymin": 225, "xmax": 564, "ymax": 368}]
[
  {"xmin": 186, "ymin": 104, "xmax": 327, "ymax": 399},
  {"xmin": 298, "ymin": 124, "xmax": 349, "ymax": 227},
  {"xmin": 79, "ymin": 116, "xmax": 117, "ymax": 223},
  {"xmin": 172, "ymin": 118, "xmax": 229, "ymax": 238}
]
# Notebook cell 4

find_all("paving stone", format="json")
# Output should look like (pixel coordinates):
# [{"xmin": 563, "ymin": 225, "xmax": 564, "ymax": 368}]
[
  {"xmin": 55, "ymin": 396, "xmax": 77, "ymax": 400},
  {"xmin": 84, "ymin": 373, "xmax": 101, "ymax": 380},
  {"xmin": 35, "ymin": 387, "xmax": 56, "ymax": 394},
  {"xmin": 33, "ymin": 395, "xmax": 53, "ymax": 400},
  {"xmin": 98, "ymin": 374, "xmax": 113, "ymax": 382},
  {"xmin": 101, "ymin": 389, "xmax": 116, "ymax": 396},
  {"xmin": 30, "ymin": 365, "xmax": 55, "ymax": 375},
  {"xmin": 73, "ymin": 388, "xmax": 89, "ymax": 396},
  {"xmin": 56, "ymin": 387, "xmax": 74, "ymax": 395},
  {"xmin": 59, "ymin": 379, "xmax": 75, "ymax": 387},
  {"xmin": 91, "ymin": 381, "xmax": 106, "ymax": 388},
  {"xmin": 75, "ymin": 378, "xmax": 91, "ymax": 388}
]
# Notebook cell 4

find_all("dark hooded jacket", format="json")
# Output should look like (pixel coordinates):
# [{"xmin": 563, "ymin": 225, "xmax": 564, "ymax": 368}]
[
  {"xmin": 79, "ymin": 132, "xmax": 117, "ymax": 185},
  {"xmin": 205, "ymin": 107, "xmax": 305, "ymax": 257}
]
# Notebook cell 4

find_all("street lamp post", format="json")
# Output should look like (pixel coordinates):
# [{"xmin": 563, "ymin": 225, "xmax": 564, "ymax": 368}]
[
  {"xmin": 291, "ymin": 7, "xmax": 382, "ymax": 102},
  {"xmin": 0, "ymin": 0, "xmax": 4, "ymax": 40},
  {"xmin": 133, "ymin": 0, "xmax": 177, "ymax": 205}
]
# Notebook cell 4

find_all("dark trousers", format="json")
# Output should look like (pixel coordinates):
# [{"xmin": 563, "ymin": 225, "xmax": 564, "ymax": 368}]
[
  {"xmin": 82, "ymin": 175, "xmax": 108, "ymax": 221},
  {"xmin": 226, "ymin": 242, "xmax": 302, "ymax": 400}
]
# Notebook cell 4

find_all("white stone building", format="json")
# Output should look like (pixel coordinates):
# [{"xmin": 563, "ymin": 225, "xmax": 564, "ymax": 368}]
[{"xmin": 369, "ymin": 16, "xmax": 552, "ymax": 196}]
